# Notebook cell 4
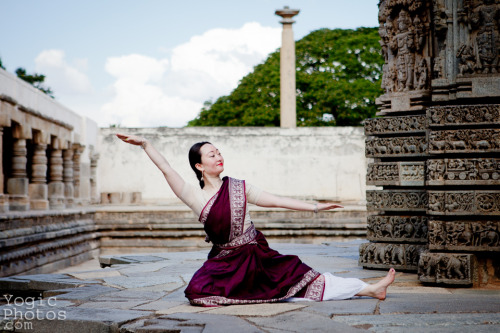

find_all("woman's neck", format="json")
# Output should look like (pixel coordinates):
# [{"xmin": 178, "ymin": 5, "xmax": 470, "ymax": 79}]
[{"xmin": 203, "ymin": 174, "xmax": 223, "ymax": 192}]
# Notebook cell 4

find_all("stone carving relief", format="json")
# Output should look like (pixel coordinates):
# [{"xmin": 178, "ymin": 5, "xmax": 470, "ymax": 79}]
[
  {"xmin": 364, "ymin": 115, "xmax": 426, "ymax": 135},
  {"xmin": 429, "ymin": 129, "xmax": 500, "ymax": 153},
  {"xmin": 367, "ymin": 215, "xmax": 428, "ymax": 243},
  {"xmin": 379, "ymin": 0, "xmax": 431, "ymax": 93},
  {"xmin": 427, "ymin": 158, "xmax": 500, "ymax": 185},
  {"xmin": 428, "ymin": 104, "xmax": 500, "ymax": 126},
  {"xmin": 429, "ymin": 220, "xmax": 500, "ymax": 251},
  {"xmin": 418, "ymin": 252, "xmax": 474, "ymax": 285},
  {"xmin": 367, "ymin": 162, "xmax": 425, "ymax": 186},
  {"xmin": 457, "ymin": 0, "xmax": 500, "ymax": 75},
  {"xmin": 367, "ymin": 190, "xmax": 428, "ymax": 211},
  {"xmin": 366, "ymin": 136, "xmax": 428, "ymax": 157},
  {"xmin": 359, "ymin": 242, "xmax": 425, "ymax": 270},
  {"xmin": 368, "ymin": 1, "xmax": 500, "ymax": 287},
  {"xmin": 428, "ymin": 191, "xmax": 500, "ymax": 215}
]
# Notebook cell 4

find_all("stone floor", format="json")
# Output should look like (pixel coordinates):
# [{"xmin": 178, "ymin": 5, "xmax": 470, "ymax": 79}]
[{"xmin": 1, "ymin": 240, "xmax": 499, "ymax": 332}]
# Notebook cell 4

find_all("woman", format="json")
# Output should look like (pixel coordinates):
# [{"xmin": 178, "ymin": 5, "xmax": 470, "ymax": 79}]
[{"xmin": 117, "ymin": 134, "xmax": 395, "ymax": 306}]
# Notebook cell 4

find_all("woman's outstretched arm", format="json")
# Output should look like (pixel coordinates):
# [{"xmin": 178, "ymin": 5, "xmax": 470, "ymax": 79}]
[
  {"xmin": 255, "ymin": 191, "xmax": 343, "ymax": 212},
  {"xmin": 116, "ymin": 133, "xmax": 185, "ymax": 197}
]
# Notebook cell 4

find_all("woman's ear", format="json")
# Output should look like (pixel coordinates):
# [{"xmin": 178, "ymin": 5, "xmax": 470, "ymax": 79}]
[{"xmin": 195, "ymin": 163, "xmax": 203, "ymax": 172}]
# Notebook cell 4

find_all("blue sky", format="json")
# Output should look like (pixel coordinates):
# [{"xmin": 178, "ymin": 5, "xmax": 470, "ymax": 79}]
[{"xmin": 1, "ymin": 0, "xmax": 379, "ymax": 127}]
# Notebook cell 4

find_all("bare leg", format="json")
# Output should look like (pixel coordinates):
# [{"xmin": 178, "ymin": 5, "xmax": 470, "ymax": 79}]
[{"xmin": 355, "ymin": 268, "xmax": 396, "ymax": 300}]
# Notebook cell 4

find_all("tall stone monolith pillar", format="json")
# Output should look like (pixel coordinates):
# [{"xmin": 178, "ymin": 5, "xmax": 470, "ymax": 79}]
[{"xmin": 275, "ymin": 6, "xmax": 299, "ymax": 128}]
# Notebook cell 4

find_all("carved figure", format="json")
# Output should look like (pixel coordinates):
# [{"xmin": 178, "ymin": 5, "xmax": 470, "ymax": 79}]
[
  {"xmin": 457, "ymin": 44, "xmax": 476, "ymax": 75},
  {"xmin": 415, "ymin": 57, "xmax": 429, "ymax": 90},
  {"xmin": 429, "ymin": 221, "xmax": 446, "ymax": 246},
  {"xmin": 471, "ymin": 0, "xmax": 500, "ymax": 73},
  {"xmin": 380, "ymin": 222, "xmax": 394, "ymax": 238},
  {"xmin": 361, "ymin": 243, "xmax": 376, "ymax": 263},
  {"xmin": 479, "ymin": 221, "xmax": 500, "ymax": 246},
  {"xmin": 441, "ymin": 256, "xmax": 465, "ymax": 280},
  {"xmin": 428, "ymin": 193, "xmax": 444, "ymax": 212},
  {"xmin": 394, "ymin": 10, "xmax": 416, "ymax": 91},
  {"xmin": 374, "ymin": 244, "xmax": 390, "ymax": 264},
  {"xmin": 420, "ymin": 253, "xmax": 441, "ymax": 278},
  {"xmin": 390, "ymin": 245, "xmax": 405, "ymax": 265},
  {"xmin": 407, "ymin": 245, "xmax": 420, "ymax": 266}
]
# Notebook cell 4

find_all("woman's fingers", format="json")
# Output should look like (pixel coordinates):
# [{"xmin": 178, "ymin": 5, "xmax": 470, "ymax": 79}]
[
  {"xmin": 319, "ymin": 203, "xmax": 344, "ymax": 211},
  {"xmin": 116, "ymin": 133, "xmax": 140, "ymax": 145}
]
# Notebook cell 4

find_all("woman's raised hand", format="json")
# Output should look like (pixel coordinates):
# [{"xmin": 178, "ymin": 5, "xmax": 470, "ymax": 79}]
[
  {"xmin": 317, "ymin": 203, "xmax": 344, "ymax": 211},
  {"xmin": 116, "ymin": 133, "xmax": 144, "ymax": 146}
]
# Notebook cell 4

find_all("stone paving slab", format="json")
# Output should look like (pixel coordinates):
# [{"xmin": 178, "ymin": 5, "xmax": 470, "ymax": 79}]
[
  {"xmin": 378, "ymin": 293, "xmax": 500, "ymax": 314},
  {"xmin": 0, "ymin": 240, "xmax": 499, "ymax": 333},
  {"xmin": 302, "ymin": 297, "xmax": 379, "ymax": 315},
  {"xmin": 204, "ymin": 302, "xmax": 308, "ymax": 317},
  {"xmin": 332, "ymin": 313, "xmax": 500, "ymax": 333},
  {"xmin": 246, "ymin": 310, "xmax": 368, "ymax": 332}
]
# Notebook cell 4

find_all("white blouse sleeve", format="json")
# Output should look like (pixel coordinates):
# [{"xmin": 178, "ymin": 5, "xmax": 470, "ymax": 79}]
[{"xmin": 245, "ymin": 182, "xmax": 263, "ymax": 205}]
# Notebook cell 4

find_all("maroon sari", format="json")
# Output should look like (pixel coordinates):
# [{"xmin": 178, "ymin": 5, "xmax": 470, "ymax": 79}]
[{"xmin": 184, "ymin": 177, "xmax": 325, "ymax": 306}]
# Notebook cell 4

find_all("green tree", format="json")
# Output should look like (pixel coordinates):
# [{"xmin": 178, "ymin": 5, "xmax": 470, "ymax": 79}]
[
  {"xmin": 0, "ymin": 57, "xmax": 5, "ymax": 70},
  {"xmin": 15, "ymin": 67, "xmax": 54, "ymax": 97},
  {"xmin": 188, "ymin": 27, "xmax": 383, "ymax": 127}
]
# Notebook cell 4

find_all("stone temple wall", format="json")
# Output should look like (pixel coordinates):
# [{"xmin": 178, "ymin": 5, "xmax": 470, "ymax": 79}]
[{"xmin": 359, "ymin": 0, "xmax": 500, "ymax": 286}]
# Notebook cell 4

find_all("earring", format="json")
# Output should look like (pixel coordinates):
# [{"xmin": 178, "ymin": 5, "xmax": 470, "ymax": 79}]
[{"xmin": 201, "ymin": 170, "xmax": 204, "ymax": 181}]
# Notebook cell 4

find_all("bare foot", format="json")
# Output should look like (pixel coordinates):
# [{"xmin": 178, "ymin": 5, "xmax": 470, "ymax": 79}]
[{"xmin": 356, "ymin": 268, "xmax": 396, "ymax": 300}]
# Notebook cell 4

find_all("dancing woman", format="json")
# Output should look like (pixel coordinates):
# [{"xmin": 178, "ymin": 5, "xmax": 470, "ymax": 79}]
[{"xmin": 117, "ymin": 134, "xmax": 395, "ymax": 306}]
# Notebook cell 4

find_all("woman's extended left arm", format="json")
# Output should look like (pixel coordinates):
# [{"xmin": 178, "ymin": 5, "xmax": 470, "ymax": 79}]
[{"xmin": 255, "ymin": 191, "xmax": 343, "ymax": 212}]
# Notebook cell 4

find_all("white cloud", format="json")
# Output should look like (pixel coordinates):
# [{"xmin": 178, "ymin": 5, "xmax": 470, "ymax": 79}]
[
  {"xmin": 35, "ymin": 49, "xmax": 93, "ymax": 95},
  {"xmin": 105, "ymin": 54, "xmax": 168, "ymax": 83},
  {"xmin": 101, "ymin": 22, "xmax": 281, "ymax": 128}
]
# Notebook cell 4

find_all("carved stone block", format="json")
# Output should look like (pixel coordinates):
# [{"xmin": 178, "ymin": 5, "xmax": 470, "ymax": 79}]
[
  {"xmin": 367, "ymin": 215, "xmax": 428, "ymax": 243},
  {"xmin": 427, "ymin": 158, "xmax": 500, "ymax": 185},
  {"xmin": 456, "ymin": 77, "xmax": 500, "ymax": 99},
  {"xmin": 359, "ymin": 242, "xmax": 426, "ymax": 271},
  {"xmin": 428, "ymin": 104, "xmax": 500, "ymax": 127},
  {"xmin": 365, "ymin": 136, "xmax": 427, "ymax": 157},
  {"xmin": 428, "ymin": 191, "xmax": 500, "ymax": 216},
  {"xmin": 429, "ymin": 129, "xmax": 500, "ymax": 154},
  {"xmin": 428, "ymin": 220, "xmax": 500, "ymax": 251},
  {"xmin": 364, "ymin": 115, "xmax": 426, "ymax": 135},
  {"xmin": 418, "ymin": 252, "xmax": 475, "ymax": 286},
  {"xmin": 376, "ymin": 92, "xmax": 432, "ymax": 114},
  {"xmin": 367, "ymin": 162, "xmax": 425, "ymax": 186},
  {"xmin": 367, "ymin": 190, "xmax": 428, "ymax": 212}
]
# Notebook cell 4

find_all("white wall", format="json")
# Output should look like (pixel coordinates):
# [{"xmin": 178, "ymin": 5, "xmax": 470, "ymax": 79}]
[{"xmin": 98, "ymin": 127, "xmax": 368, "ymax": 205}]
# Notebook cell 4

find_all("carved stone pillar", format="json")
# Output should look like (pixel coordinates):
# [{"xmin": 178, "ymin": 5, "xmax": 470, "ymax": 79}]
[
  {"xmin": 72, "ymin": 144, "xmax": 84, "ymax": 205},
  {"xmin": 48, "ymin": 144, "xmax": 65, "ymax": 210},
  {"xmin": 362, "ymin": 0, "xmax": 500, "ymax": 287},
  {"xmin": 89, "ymin": 152, "xmax": 100, "ymax": 204},
  {"xmin": 7, "ymin": 138, "xmax": 30, "ymax": 211},
  {"xmin": 63, "ymin": 148, "xmax": 74, "ymax": 208},
  {"xmin": 0, "ymin": 127, "xmax": 7, "ymax": 213},
  {"xmin": 28, "ymin": 143, "xmax": 49, "ymax": 210}
]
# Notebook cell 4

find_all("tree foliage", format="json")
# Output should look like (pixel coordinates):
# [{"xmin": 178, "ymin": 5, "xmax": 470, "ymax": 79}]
[
  {"xmin": 0, "ymin": 57, "xmax": 4, "ymax": 70},
  {"xmin": 15, "ymin": 67, "xmax": 54, "ymax": 97},
  {"xmin": 188, "ymin": 27, "xmax": 383, "ymax": 127}
]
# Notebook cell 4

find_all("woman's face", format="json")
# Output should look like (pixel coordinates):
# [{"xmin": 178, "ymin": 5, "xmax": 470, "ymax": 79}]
[{"xmin": 198, "ymin": 144, "xmax": 224, "ymax": 176}]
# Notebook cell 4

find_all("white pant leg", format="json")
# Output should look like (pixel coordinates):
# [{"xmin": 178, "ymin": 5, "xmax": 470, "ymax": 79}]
[
  {"xmin": 322, "ymin": 272, "xmax": 369, "ymax": 301},
  {"xmin": 284, "ymin": 272, "xmax": 368, "ymax": 302}
]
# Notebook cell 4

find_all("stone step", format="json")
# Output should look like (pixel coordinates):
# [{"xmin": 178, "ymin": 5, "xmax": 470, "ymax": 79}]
[
  {"xmin": 99, "ymin": 227, "xmax": 366, "ymax": 238},
  {"xmin": 96, "ymin": 219, "xmax": 366, "ymax": 229},
  {"xmin": 94, "ymin": 205, "xmax": 367, "ymax": 222}
]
